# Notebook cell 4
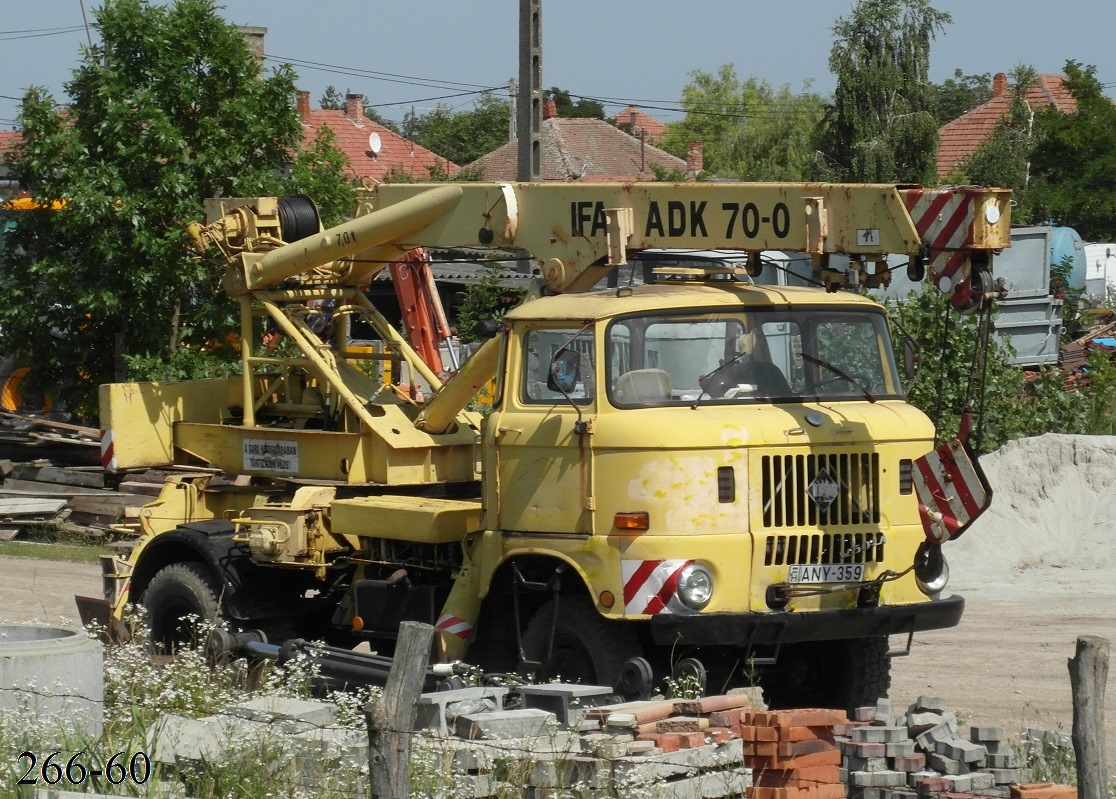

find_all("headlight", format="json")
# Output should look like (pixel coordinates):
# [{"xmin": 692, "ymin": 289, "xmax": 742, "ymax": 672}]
[
  {"xmin": 914, "ymin": 541, "xmax": 950, "ymax": 596},
  {"xmin": 676, "ymin": 563, "xmax": 714, "ymax": 610}
]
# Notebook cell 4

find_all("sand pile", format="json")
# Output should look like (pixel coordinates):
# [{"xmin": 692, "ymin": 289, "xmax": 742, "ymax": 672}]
[{"xmin": 946, "ymin": 433, "xmax": 1116, "ymax": 596}]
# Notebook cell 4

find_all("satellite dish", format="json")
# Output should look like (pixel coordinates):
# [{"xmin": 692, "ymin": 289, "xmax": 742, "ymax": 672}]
[{"xmin": 367, "ymin": 132, "xmax": 382, "ymax": 155}]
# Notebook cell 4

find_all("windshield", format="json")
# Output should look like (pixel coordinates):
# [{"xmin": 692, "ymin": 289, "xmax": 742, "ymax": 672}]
[{"xmin": 605, "ymin": 308, "xmax": 902, "ymax": 407}]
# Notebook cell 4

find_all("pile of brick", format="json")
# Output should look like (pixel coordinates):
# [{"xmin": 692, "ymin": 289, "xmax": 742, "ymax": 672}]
[{"xmin": 839, "ymin": 695, "xmax": 1030, "ymax": 799}]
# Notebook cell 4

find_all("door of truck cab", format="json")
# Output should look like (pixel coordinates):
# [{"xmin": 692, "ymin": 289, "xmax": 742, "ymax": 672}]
[{"xmin": 489, "ymin": 324, "xmax": 596, "ymax": 535}]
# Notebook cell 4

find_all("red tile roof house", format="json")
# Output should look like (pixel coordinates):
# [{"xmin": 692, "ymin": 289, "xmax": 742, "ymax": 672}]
[
  {"xmin": 0, "ymin": 130, "xmax": 22, "ymax": 198},
  {"xmin": 936, "ymin": 72, "xmax": 1076, "ymax": 179},
  {"xmin": 612, "ymin": 105, "xmax": 668, "ymax": 143},
  {"xmin": 297, "ymin": 91, "xmax": 459, "ymax": 184},
  {"xmin": 466, "ymin": 100, "xmax": 699, "ymax": 182}
]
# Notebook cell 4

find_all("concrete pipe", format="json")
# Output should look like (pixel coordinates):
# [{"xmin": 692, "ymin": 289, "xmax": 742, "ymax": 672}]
[{"xmin": 0, "ymin": 625, "xmax": 103, "ymax": 740}]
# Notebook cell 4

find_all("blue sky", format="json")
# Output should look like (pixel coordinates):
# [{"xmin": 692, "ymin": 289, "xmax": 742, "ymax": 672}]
[{"xmin": 3, "ymin": 1, "xmax": 1114, "ymax": 130}]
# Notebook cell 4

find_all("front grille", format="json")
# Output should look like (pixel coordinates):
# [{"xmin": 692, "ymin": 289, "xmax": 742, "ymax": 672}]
[
  {"xmin": 760, "ymin": 452, "xmax": 880, "ymax": 529},
  {"xmin": 764, "ymin": 531, "xmax": 886, "ymax": 566}
]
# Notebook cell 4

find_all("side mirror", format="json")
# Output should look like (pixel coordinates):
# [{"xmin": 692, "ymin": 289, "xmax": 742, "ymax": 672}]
[
  {"xmin": 473, "ymin": 320, "xmax": 501, "ymax": 340},
  {"xmin": 903, "ymin": 338, "xmax": 919, "ymax": 382},
  {"xmin": 546, "ymin": 349, "xmax": 581, "ymax": 394}
]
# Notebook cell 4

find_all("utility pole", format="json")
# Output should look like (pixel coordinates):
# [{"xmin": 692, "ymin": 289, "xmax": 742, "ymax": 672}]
[
  {"xmin": 508, "ymin": 78, "xmax": 517, "ymax": 143},
  {"xmin": 517, "ymin": 0, "xmax": 541, "ymax": 181}
]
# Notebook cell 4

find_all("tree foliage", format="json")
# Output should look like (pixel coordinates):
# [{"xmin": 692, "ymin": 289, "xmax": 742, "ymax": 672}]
[
  {"xmin": 401, "ymin": 93, "xmax": 509, "ymax": 167},
  {"xmin": 660, "ymin": 65, "xmax": 826, "ymax": 180},
  {"xmin": 544, "ymin": 87, "xmax": 604, "ymax": 119},
  {"xmin": 956, "ymin": 66, "xmax": 1038, "ymax": 210},
  {"xmin": 929, "ymin": 69, "xmax": 991, "ymax": 125},
  {"xmin": 0, "ymin": 0, "xmax": 353, "ymax": 411},
  {"xmin": 1025, "ymin": 61, "xmax": 1116, "ymax": 241},
  {"xmin": 887, "ymin": 285, "xmax": 1116, "ymax": 453},
  {"xmin": 820, "ymin": 0, "xmax": 950, "ymax": 183}
]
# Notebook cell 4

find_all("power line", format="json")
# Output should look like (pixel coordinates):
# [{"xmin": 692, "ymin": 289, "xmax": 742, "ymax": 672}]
[
  {"xmin": 265, "ymin": 54, "xmax": 495, "ymax": 93},
  {"xmin": 0, "ymin": 26, "xmax": 86, "ymax": 42}
]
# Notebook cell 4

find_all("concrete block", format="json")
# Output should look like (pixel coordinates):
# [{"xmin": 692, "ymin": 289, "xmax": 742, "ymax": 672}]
[
  {"xmin": 891, "ymin": 754, "xmax": 926, "ymax": 772},
  {"xmin": 855, "ymin": 706, "xmax": 877, "ymax": 722},
  {"xmin": 873, "ymin": 698, "xmax": 895, "ymax": 726},
  {"xmin": 844, "ymin": 741, "xmax": 888, "ymax": 757},
  {"xmin": 886, "ymin": 740, "xmax": 916, "ymax": 758},
  {"xmin": 849, "ymin": 789, "xmax": 883, "ymax": 799},
  {"xmin": 853, "ymin": 726, "xmax": 909, "ymax": 744},
  {"xmin": 147, "ymin": 713, "xmax": 266, "ymax": 764},
  {"xmin": 938, "ymin": 738, "xmax": 987, "ymax": 764},
  {"xmin": 882, "ymin": 790, "xmax": 919, "ymax": 799},
  {"xmin": 983, "ymin": 740, "xmax": 1013, "ymax": 756},
  {"xmin": 942, "ymin": 773, "xmax": 976, "ymax": 792},
  {"xmin": 518, "ymin": 682, "xmax": 613, "ymax": 728},
  {"xmin": 455, "ymin": 708, "xmax": 556, "ymax": 740},
  {"xmin": 982, "ymin": 767, "xmax": 1026, "ymax": 785},
  {"xmin": 985, "ymin": 752, "xmax": 1018, "ymax": 768},
  {"xmin": 910, "ymin": 696, "xmax": 948, "ymax": 713},
  {"xmin": 914, "ymin": 722, "xmax": 956, "ymax": 751},
  {"xmin": 968, "ymin": 772, "xmax": 996, "ymax": 790},
  {"xmin": 908, "ymin": 770, "xmax": 941, "ymax": 791},
  {"xmin": 846, "ymin": 755, "xmax": 889, "ymax": 772},
  {"xmin": 926, "ymin": 752, "xmax": 970, "ymax": 775},
  {"xmin": 851, "ymin": 770, "xmax": 910, "ymax": 787},
  {"xmin": 414, "ymin": 686, "xmax": 509, "ymax": 736},
  {"xmin": 970, "ymin": 726, "xmax": 1006, "ymax": 743},
  {"xmin": 228, "ymin": 695, "xmax": 336, "ymax": 732}
]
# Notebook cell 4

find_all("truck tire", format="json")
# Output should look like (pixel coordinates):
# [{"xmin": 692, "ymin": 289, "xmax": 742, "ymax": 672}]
[
  {"xmin": 520, "ymin": 596, "xmax": 639, "ymax": 689},
  {"xmin": 759, "ymin": 637, "xmax": 890, "ymax": 712},
  {"xmin": 144, "ymin": 562, "xmax": 224, "ymax": 653}
]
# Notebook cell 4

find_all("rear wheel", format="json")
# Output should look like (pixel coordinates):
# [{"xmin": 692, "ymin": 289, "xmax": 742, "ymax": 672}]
[
  {"xmin": 144, "ymin": 562, "xmax": 224, "ymax": 653},
  {"xmin": 520, "ymin": 596, "xmax": 640, "ymax": 689},
  {"xmin": 760, "ymin": 637, "xmax": 890, "ymax": 712}
]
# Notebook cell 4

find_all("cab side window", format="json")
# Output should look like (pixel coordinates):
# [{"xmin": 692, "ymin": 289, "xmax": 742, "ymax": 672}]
[{"xmin": 523, "ymin": 329, "xmax": 595, "ymax": 403}]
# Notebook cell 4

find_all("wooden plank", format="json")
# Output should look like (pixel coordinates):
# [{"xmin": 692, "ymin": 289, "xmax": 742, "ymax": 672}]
[
  {"xmin": 67, "ymin": 493, "xmax": 150, "ymax": 523},
  {"xmin": 10, "ymin": 463, "xmax": 105, "ymax": 488},
  {"xmin": 0, "ymin": 410, "xmax": 100, "ymax": 438},
  {"xmin": 0, "ymin": 497, "xmax": 68, "ymax": 516},
  {"xmin": 1, "ymin": 478, "xmax": 113, "ymax": 496}
]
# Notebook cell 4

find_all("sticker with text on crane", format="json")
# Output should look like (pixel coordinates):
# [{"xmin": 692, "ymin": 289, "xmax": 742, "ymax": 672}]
[{"xmin": 242, "ymin": 439, "xmax": 300, "ymax": 473}]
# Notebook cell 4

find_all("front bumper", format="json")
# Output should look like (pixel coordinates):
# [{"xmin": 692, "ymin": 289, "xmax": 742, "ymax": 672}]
[{"xmin": 648, "ymin": 594, "xmax": 964, "ymax": 647}]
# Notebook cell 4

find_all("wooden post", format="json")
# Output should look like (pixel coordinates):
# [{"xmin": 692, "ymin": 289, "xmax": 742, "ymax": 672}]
[
  {"xmin": 366, "ymin": 621, "xmax": 434, "ymax": 799},
  {"xmin": 1068, "ymin": 635, "xmax": 1109, "ymax": 799}
]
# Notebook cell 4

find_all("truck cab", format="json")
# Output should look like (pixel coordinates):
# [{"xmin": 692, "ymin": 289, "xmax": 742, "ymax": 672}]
[{"xmin": 467, "ymin": 281, "xmax": 949, "ymax": 707}]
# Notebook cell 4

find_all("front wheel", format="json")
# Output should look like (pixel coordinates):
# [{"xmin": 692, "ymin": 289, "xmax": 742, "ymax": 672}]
[
  {"xmin": 520, "ymin": 596, "xmax": 640, "ymax": 689},
  {"xmin": 759, "ymin": 637, "xmax": 890, "ymax": 712},
  {"xmin": 143, "ymin": 562, "xmax": 224, "ymax": 653}
]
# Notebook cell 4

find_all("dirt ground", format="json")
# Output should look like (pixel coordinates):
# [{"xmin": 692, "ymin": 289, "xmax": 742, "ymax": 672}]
[{"xmin": 3, "ymin": 551, "xmax": 1112, "ymax": 773}]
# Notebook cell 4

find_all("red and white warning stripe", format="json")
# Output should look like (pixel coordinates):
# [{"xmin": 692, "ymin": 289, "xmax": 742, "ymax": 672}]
[
  {"xmin": 622, "ymin": 559, "xmax": 694, "ymax": 616},
  {"xmin": 435, "ymin": 612, "xmax": 472, "ymax": 640},
  {"xmin": 100, "ymin": 429, "xmax": 117, "ymax": 472},
  {"xmin": 913, "ymin": 438, "xmax": 991, "ymax": 543},
  {"xmin": 904, "ymin": 189, "xmax": 976, "ymax": 304}
]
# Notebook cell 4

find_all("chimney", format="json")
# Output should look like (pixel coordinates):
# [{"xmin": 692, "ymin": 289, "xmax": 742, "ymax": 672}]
[
  {"xmin": 992, "ymin": 73, "xmax": 1008, "ymax": 97},
  {"xmin": 686, "ymin": 141, "xmax": 704, "ymax": 175},
  {"xmin": 345, "ymin": 93, "xmax": 364, "ymax": 122},
  {"xmin": 238, "ymin": 26, "xmax": 267, "ymax": 60},
  {"xmin": 542, "ymin": 99, "xmax": 558, "ymax": 120},
  {"xmin": 297, "ymin": 91, "xmax": 310, "ymax": 119}
]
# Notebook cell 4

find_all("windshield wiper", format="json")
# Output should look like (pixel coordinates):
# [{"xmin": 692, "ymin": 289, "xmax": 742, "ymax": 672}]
[
  {"xmin": 691, "ymin": 351, "xmax": 749, "ymax": 410},
  {"xmin": 801, "ymin": 353, "xmax": 876, "ymax": 403}
]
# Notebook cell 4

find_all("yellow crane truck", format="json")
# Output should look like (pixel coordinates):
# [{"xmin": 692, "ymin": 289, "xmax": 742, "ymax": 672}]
[{"xmin": 97, "ymin": 182, "xmax": 1007, "ymax": 709}]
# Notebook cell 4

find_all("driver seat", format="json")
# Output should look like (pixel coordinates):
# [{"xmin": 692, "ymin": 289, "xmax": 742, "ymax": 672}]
[{"xmin": 614, "ymin": 368, "xmax": 671, "ymax": 403}]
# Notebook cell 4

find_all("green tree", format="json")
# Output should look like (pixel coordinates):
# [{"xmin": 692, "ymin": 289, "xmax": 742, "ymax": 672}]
[
  {"xmin": 0, "ymin": 0, "xmax": 351, "ymax": 411},
  {"xmin": 929, "ymin": 69, "xmax": 992, "ymax": 125},
  {"xmin": 660, "ymin": 65, "xmax": 826, "ymax": 180},
  {"xmin": 1025, "ymin": 61, "xmax": 1116, "ymax": 240},
  {"xmin": 820, "ymin": 0, "xmax": 950, "ymax": 183},
  {"xmin": 401, "ymin": 93, "xmax": 509, "ymax": 167},
  {"xmin": 544, "ymin": 87, "xmax": 604, "ymax": 119}
]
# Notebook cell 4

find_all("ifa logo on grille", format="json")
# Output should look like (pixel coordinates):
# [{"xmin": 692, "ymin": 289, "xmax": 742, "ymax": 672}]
[{"xmin": 807, "ymin": 469, "xmax": 839, "ymax": 509}]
